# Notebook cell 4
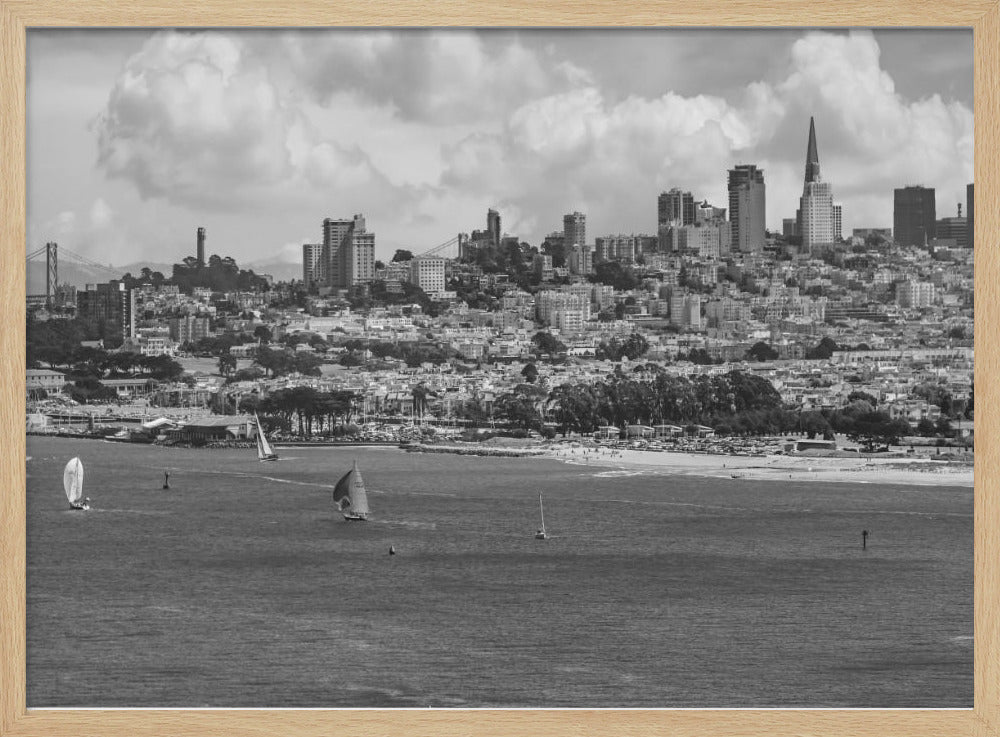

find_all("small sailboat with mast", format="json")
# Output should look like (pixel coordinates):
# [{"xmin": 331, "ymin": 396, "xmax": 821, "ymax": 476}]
[
  {"xmin": 254, "ymin": 412, "xmax": 278, "ymax": 462},
  {"xmin": 333, "ymin": 460, "xmax": 370, "ymax": 521},
  {"xmin": 63, "ymin": 457, "xmax": 90, "ymax": 510},
  {"xmin": 535, "ymin": 493, "xmax": 548, "ymax": 540}
]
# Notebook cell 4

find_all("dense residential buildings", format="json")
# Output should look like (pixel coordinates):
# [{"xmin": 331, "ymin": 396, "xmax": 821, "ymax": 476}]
[
  {"xmin": 727, "ymin": 165, "xmax": 766, "ymax": 253},
  {"xmin": 894, "ymin": 186, "xmax": 937, "ymax": 247},
  {"xmin": 28, "ymin": 114, "xmax": 973, "ymax": 450}
]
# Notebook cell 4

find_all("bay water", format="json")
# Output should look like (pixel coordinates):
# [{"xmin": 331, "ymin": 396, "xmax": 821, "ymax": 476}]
[{"xmin": 25, "ymin": 436, "xmax": 972, "ymax": 707}]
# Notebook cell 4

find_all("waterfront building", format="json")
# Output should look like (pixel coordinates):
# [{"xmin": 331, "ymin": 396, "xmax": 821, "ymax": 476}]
[
  {"xmin": 894, "ymin": 186, "xmax": 936, "ymax": 247},
  {"xmin": 728, "ymin": 164, "xmax": 766, "ymax": 253}
]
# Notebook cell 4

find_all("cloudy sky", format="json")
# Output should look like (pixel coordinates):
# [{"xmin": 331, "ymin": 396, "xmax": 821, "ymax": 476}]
[{"xmin": 26, "ymin": 28, "xmax": 973, "ymax": 270}]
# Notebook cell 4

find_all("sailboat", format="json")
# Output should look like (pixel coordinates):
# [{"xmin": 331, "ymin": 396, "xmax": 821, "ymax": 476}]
[
  {"xmin": 254, "ymin": 413, "xmax": 278, "ymax": 462},
  {"xmin": 535, "ymin": 493, "xmax": 548, "ymax": 540},
  {"xmin": 333, "ymin": 460, "xmax": 370, "ymax": 521},
  {"xmin": 63, "ymin": 457, "xmax": 90, "ymax": 510}
]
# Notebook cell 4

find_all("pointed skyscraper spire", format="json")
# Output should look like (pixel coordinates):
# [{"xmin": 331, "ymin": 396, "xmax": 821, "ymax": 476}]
[{"xmin": 805, "ymin": 116, "xmax": 821, "ymax": 183}]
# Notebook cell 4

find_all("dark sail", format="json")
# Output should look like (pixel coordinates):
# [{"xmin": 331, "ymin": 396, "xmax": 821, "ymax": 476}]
[{"xmin": 332, "ymin": 460, "xmax": 370, "ymax": 518}]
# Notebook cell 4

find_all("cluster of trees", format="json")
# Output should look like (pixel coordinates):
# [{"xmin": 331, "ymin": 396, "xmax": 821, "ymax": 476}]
[
  {"xmin": 588, "ymin": 261, "xmax": 641, "ymax": 291},
  {"xmin": 337, "ymin": 339, "xmax": 459, "ymax": 368},
  {"xmin": 246, "ymin": 387, "xmax": 358, "ymax": 436},
  {"xmin": 349, "ymin": 280, "xmax": 440, "ymax": 317},
  {"xmin": 597, "ymin": 333, "xmax": 649, "ymax": 361},
  {"xmin": 183, "ymin": 332, "xmax": 261, "ymax": 357},
  {"xmin": 252, "ymin": 345, "xmax": 323, "ymax": 378},
  {"xmin": 170, "ymin": 255, "xmax": 270, "ymax": 294},
  {"xmin": 488, "ymin": 369, "xmax": 784, "ymax": 436},
  {"xmin": 28, "ymin": 338, "xmax": 185, "ymax": 404}
]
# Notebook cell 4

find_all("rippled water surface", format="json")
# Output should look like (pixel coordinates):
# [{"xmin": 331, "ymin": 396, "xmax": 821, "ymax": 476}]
[{"xmin": 25, "ymin": 436, "xmax": 972, "ymax": 707}]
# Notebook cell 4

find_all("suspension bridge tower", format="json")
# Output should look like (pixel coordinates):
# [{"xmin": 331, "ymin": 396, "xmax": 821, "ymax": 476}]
[{"xmin": 45, "ymin": 242, "xmax": 58, "ymax": 308}]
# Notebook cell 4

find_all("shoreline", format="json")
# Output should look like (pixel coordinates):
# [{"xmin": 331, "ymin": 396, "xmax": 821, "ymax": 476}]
[
  {"xmin": 542, "ymin": 445, "xmax": 973, "ymax": 487},
  {"xmin": 28, "ymin": 432, "xmax": 973, "ymax": 487}
]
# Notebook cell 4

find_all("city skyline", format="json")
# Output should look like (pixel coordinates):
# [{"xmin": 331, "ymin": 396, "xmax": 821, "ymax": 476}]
[{"xmin": 27, "ymin": 28, "xmax": 972, "ymax": 269}]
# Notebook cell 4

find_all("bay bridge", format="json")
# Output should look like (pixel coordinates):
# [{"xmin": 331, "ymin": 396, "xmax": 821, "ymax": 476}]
[{"xmin": 26, "ymin": 241, "xmax": 121, "ymax": 307}]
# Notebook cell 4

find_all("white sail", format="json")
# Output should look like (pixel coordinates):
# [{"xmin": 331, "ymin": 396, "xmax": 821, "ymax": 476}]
[
  {"xmin": 255, "ymin": 413, "xmax": 276, "ymax": 460},
  {"xmin": 63, "ymin": 457, "xmax": 84, "ymax": 505},
  {"xmin": 539, "ymin": 494, "xmax": 546, "ymax": 535}
]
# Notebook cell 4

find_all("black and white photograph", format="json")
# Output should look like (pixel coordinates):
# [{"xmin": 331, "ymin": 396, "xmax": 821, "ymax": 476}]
[{"xmin": 23, "ymin": 27, "xmax": 974, "ymax": 708}]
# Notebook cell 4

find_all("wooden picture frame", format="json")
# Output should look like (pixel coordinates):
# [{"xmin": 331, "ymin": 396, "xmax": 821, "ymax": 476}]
[{"xmin": 1, "ymin": 2, "xmax": 996, "ymax": 735}]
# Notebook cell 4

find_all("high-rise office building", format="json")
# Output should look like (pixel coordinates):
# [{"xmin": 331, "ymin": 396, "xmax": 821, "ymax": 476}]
[
  {"xmin": 893, "ymin": 186, "xmax": 936, "ymax": 247},
  {"xmin": 967, "ymin": 183, "xmax": 974, "ymax": 248},
  {"xmin": 936, "ymin": 203, "xmax": 967, "ymax": 247},
  {"xmin": 728, "ymin": 164, "xmax": 766, "ymax": 253},
  {"xmin": 77, "ymin": 281, "xmax": 136, "ymax": 339},
  {"xmin": 833, "ymin": 205, "xmax": 842, "ymax": 242},
  {"xmin": 798, "ymin": 118, "xmax": 835, "ymax": 253},
  {"xmin": 563, "ymin": 211, "xmax": 586, "ymax": 249},
  {"xmin": 487, "ymin": 208, "xmax": 501, "ymax": 248},
  {"xmin": 658, "ymin": 189, "xmax": 695, "ymax": 228}
]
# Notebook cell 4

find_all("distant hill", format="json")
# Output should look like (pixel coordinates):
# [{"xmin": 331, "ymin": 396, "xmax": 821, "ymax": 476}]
[{"xmin": 243, "ymin": 258, "xmax": 301, "ymax": 283}]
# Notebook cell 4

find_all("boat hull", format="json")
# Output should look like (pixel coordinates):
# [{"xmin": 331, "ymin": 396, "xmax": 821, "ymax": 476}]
[
  {"xmin": 259, "ymin": 455, "xmax": 279, "ymax": 462},
  {"xmin": 343, "ymin": 513, "xmax": 368, "ymax": 522}
]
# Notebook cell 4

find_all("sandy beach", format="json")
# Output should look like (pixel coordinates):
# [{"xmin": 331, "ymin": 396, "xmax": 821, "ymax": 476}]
[{"xmin": 544, "ymin": 445, "xmax": 974, "ymax": 487}]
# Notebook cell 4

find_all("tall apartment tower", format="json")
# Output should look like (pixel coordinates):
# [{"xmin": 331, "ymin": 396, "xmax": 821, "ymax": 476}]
[
  {"xmin": 967, "ymin": 183, "xmax": 974, "ymax": 248},
  {"xmin": 833, "ymin": 205, "xmax": 843, "ymax": 242},
  {"xmin": 798, "ymin": 117, "xmax": 835, "ymax": 253},
  {"xmin": 727, "ymin": 165, "xmax": 766, "ymax": 253},
  {"xmin": 339, "ymin": 216, "xmax": 376, "ymax": 288},
  {"xmin": 302, "ymin": 242, "xmax": 324, "ymax": 287},
  {"xmin": 322, "ymin": 214, "xmax": 375, "ymax": 289},
  {"xmin": 487, "ymin": 208, "xmax": 501, "ymax": 248},
  {"xmin": 196, "ymin": 227, "xmax": 206, "ymax": 267},
  {"xmin": 563, "ymin": 211, "xmax": 586, "ymax": 248},
  {"xmin": 893, "ymin": 186, "xmax": 937, "ymax": 247}
]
